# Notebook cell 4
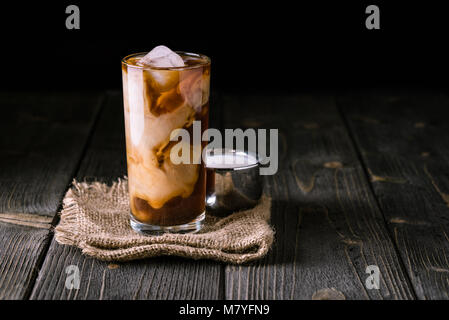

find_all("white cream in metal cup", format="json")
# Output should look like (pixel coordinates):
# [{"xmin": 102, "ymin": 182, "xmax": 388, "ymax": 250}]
[{"xmin": 205, "ymin": 148, "xmax": 263, "ymax": 216}]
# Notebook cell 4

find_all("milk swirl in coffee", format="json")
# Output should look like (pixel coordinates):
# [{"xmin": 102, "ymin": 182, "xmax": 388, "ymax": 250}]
[{"xmin": 122, "ymin": 46, "xmax": 210, "ymax": 232}]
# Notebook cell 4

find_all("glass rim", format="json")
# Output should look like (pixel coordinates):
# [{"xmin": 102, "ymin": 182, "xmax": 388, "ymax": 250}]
[{"xmin": 121, "ymin": 51, "xmax": 211, "ymax": 71}]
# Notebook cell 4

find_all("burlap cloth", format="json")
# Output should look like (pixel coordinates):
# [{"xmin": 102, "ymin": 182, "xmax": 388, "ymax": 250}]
[{"xmin": 54, "ymin": 179, "xmax": 274, "ymax": 264}]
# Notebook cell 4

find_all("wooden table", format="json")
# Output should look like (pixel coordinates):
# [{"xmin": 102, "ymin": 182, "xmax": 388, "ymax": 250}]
[{"xmin": 1, "ymin": 90, "xmax": 448, "ymax": 300}]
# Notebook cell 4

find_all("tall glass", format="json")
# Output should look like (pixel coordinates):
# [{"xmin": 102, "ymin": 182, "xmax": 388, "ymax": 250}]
[{"xmin": 121, "ymin": 52, "xmax": 210, "ymax": 234}]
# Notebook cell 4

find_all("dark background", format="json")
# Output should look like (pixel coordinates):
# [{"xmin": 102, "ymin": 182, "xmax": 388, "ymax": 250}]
[{"xmin": 1, "ymin": 1, "xmax": 448, "ymax": 93}]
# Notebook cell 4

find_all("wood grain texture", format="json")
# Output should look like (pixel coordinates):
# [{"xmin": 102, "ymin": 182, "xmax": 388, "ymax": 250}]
[
  {"xmin": 0, "ymin": 92, "xmax": 103, "ymax": 215},
  {"xmin": 339, "ymin": 92, "xmax": 449, "ymax": 299},
  {"xmin": 222, "ymin": 94, "xmax": 415, "ymax": 299},
  {"xmin": 30, "ymin": 91, "xmax": 224, "ymax": 300},
  {"xmin": 0, "ymin": 92, "xmax": 103, "ymax": 299},
  {"xmin": 31, "ymin": 244, "xmax": 222, "ymax": 300},
  {"xmin": 0, "ymin": 222, "xmax": 51, "ymax": 299}
]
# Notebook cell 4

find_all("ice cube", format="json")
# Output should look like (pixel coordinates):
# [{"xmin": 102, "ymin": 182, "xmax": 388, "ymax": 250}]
[
  {"xmin": 179, "ymin": 69, "xmax": 203, "ymax": 111},
  {"xmin": 126, "ymin": 68, "xmax": 145, "ymax": 146},
  {"xmin": 140, "ymin": 45, "xmax": 185, "ymax": 68},
  {"xmin": 145, "ymin": 69, "xmax": 179, "ymax": 93}
]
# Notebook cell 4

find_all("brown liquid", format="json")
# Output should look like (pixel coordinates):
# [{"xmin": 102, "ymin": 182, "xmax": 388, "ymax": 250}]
[{"xmin": 122, "ymin": 52, "xmax": 210, "ymax": 226}]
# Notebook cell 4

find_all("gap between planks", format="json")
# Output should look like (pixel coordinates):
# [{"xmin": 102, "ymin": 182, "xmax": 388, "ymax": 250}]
[
  {"xmin": 23, "ymin": 92, "xmax": 107, "ymax": 300},
  {"xmin": 334, "ymin": 94, "xmax": 418, "ymax": 300}
]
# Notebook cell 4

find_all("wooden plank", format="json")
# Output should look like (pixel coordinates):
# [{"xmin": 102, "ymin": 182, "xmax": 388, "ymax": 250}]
[
  {"xmin": 30, "ymin": 91, "xmax": 224, "ymax": 300},
  {"xmin": 31, "ymin": 244, "xmax": 222, "ymax": 300},
  {"xmin": 0, "ymin": 223, "xmax": 51, "ymax": 299},
  {"xmin": 339, "ymin": 92, "xmax": 449, "ymax": 299},
  {"xmin": 0, "ymin": 92, "xmax": 103, "ymax": 215},
  {"xmin": 223, "ymin": 94, "xmax": 415, "ymax": 299},
  {"xmin": 0, "ymin": 92, "xmax": 103, "ymax": 299}
]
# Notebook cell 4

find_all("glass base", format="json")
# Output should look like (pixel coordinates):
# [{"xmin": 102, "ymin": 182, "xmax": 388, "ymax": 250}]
[{"xmin": 130, "ymin": 212, "xmax": 205, "ymax": 235}]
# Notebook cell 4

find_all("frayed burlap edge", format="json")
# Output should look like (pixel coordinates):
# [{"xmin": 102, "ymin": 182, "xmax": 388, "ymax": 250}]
[{"xmin": 55, "ymin": 179, "xmax": 275, "ymax": 264}]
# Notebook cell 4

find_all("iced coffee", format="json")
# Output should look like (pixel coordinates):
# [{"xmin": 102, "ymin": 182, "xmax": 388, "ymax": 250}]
[{"xmin": 121, "ymin": 46, "xmax": 210, "ymax": 234}]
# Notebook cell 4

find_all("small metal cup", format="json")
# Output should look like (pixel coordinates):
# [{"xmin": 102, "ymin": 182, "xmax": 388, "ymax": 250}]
[{"xmin": 205, "ymin": 149, "xmax": 263, "ymax": 216}]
